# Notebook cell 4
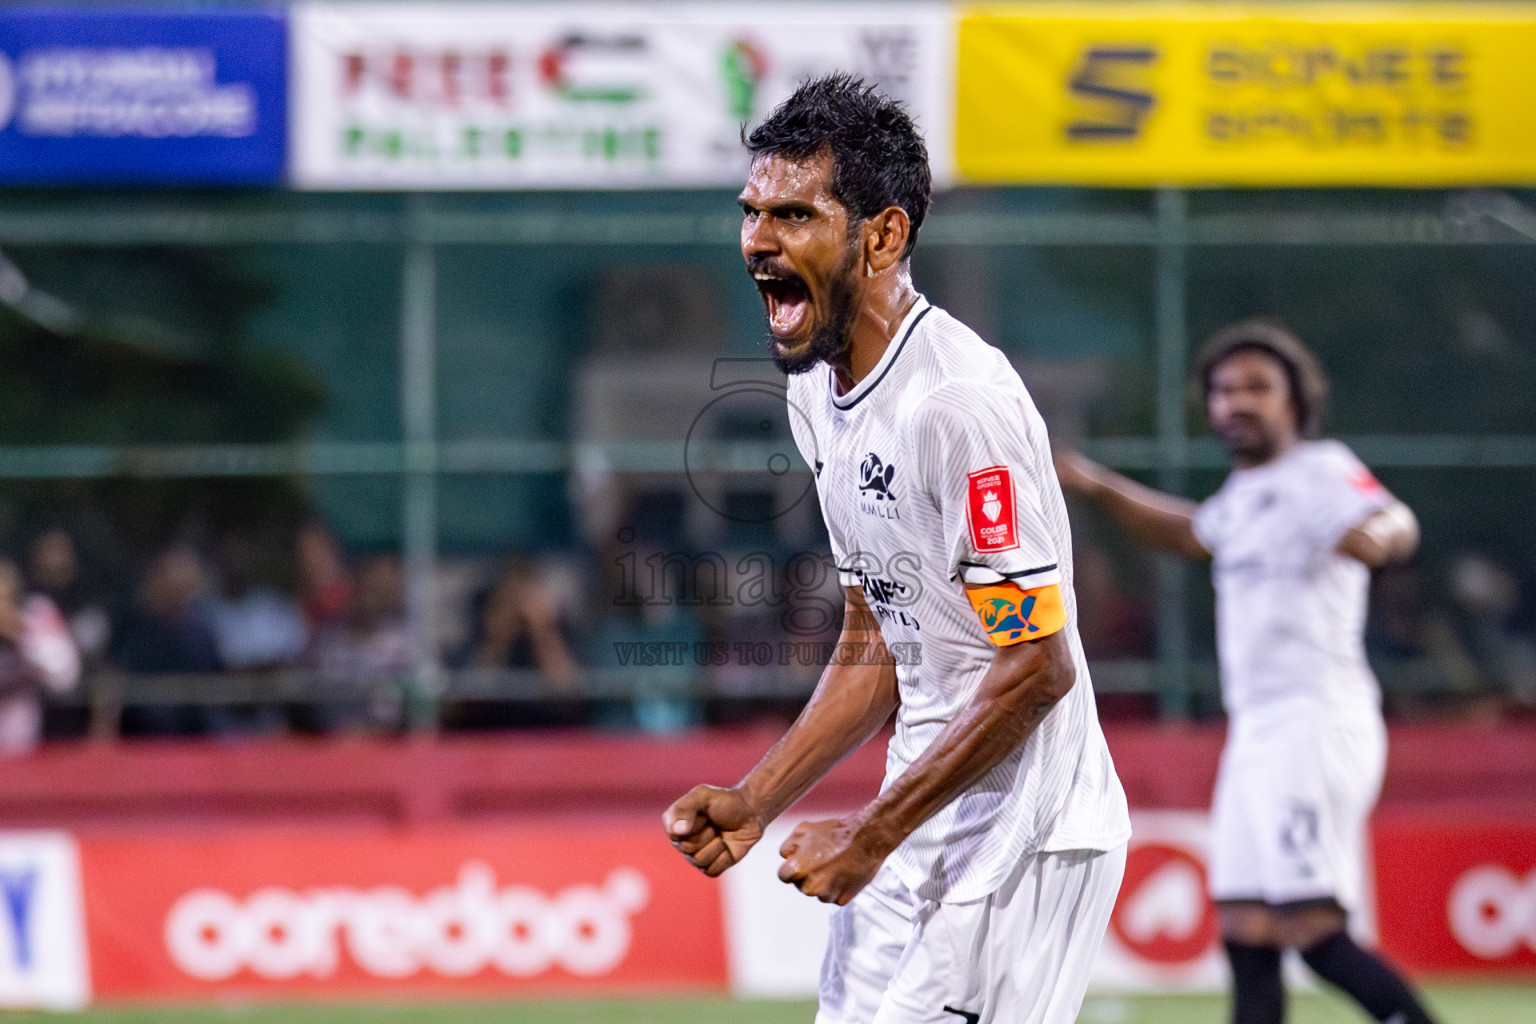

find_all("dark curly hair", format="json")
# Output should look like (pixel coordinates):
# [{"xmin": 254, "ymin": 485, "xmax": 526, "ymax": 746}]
[
  {"xmin": 745, "ymin": 73, "xmax": 932, "ymax": 259},
  {"xmin": 1193, "ymin": 318, "xmax": 1331, "ymax": 439}
]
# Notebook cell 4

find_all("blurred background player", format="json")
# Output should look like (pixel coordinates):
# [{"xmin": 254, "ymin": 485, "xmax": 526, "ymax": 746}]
[
  {"xmin": 665, "ymin": 75, "xmax": 1130, "ymax": 1024},
  {"xmin": 1056, "ymin": 319, "xmax": 1436, "ymax": 1024}
]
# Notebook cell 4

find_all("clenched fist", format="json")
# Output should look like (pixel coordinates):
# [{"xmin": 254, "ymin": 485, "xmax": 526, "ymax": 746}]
[
  {"xmin": 663, "ymin": 785, "xmax": 764, "ymax": 877},
  {"xmin": 777, "ymin": 817, "xmax": 887, "ymax": 905}
]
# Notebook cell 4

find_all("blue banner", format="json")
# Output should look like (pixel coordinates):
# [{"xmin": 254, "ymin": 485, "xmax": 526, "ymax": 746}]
[{"xmin": 0, "ymin": 8, "xmax": 286, "ymax": 186}]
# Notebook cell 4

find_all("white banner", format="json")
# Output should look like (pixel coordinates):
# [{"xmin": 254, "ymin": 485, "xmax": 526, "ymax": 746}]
[
  {"xmin": 0, "ymin": 832, "xmax": 89, "ymax": 1010},
  {"xmin": 722, "ymin": 818, "xmax": 836, "ymax": 999},
  {"xmin": 290, "ymin": 2, "xmax": 953, "ymax": 189}
]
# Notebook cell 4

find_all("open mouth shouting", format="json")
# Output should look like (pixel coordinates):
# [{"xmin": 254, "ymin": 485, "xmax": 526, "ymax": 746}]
[{"xmin": 750, "ymin": 262, "xmax": 813, "ymax": 341}]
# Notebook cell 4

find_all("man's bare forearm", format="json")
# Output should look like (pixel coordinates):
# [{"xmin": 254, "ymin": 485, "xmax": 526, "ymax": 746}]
[
  {"xmin": 1061, "ymin": 452, "xmax": 1206, "ymax": 559},
  {"xmin": 846, "ymin": 631, "xmax": 1075, "ymax": 858},
  {"xmin": 737, "ymin": 660, "xmax": 896, "ymax": 826},
  {"xmin": 736, "ymin": 593, "xmax": 899, "ymax": 826}
]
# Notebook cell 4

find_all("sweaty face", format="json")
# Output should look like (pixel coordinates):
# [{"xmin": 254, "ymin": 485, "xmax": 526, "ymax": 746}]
[
  {"xmin": 738, "ymin": 152, "xmax": 863, "ymax": 375},
  {"xmin": 1207, "ymin": 349, "xmax": 1299, "ymax": 465}
]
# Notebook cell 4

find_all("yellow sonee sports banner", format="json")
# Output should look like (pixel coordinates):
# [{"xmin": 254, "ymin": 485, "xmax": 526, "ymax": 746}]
[{"xmin": 957, "ymin": 3, "xmax": 1536, "ymax": 186}]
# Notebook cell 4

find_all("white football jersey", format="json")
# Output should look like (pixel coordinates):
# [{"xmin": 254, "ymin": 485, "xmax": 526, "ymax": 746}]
[
  {"xmin": 787, "ymin": 296, "xmax": 1130, "ymax": 904},
  {"xmin": 1193, "ymin": 440, "xmax": 1396, "ymax": 725}
]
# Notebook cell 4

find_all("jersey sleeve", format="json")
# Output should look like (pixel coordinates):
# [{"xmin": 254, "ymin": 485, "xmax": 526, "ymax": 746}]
[
  {"xmin": 1191, "ymin": 492, "xmax": 1225, "ymax": 555},
  {"xmin": 912, "ymin": 388, "xmax": 1062, "ymax": 589},
  {"xmin": 1303, "ymin": 442, "xmax": 1397, "ymax": 549}
]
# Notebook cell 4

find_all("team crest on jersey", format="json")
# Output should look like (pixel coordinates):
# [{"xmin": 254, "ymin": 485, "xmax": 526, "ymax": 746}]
[
  {"xmin": 858, "ymin": 452, "xmax": 900, "ymax": 520},
  {"xmin": 966, "ymin": 466, "xmax": 1017, "ymax": 552}
]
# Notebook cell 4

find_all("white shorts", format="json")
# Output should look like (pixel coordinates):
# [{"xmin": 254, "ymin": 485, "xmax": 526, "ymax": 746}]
[
  {"xmin": 815, "ymin": 844, "xmax": 1127, "ymax": 1024},
  {"xmin": 1209, "ymin": 714, "xmax": 1386, "ymax": 912}
]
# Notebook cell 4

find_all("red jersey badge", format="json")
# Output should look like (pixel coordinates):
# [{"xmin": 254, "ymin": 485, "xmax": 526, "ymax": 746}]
[
  {"xmin": 1348, "ymin": 466, "xmax": 1384, "ymax": 494},
  {"xmin": 967, "ymin": 466, "xmax": 1018, "ymax": 553}
]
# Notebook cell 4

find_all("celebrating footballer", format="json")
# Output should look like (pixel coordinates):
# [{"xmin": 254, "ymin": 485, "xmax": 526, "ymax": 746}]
[{"xmin": 664, "ymin": 75, "xmax": 1131, "ymax": 1024}]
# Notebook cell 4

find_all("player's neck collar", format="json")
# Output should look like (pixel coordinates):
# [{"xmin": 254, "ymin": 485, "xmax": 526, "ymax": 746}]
[{"xmin": 830, "ymin": 296, "xmax": 931, "ymax": 411}]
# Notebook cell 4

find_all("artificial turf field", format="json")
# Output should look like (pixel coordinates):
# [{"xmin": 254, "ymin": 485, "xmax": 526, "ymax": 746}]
[{"xmin": 8, "ymin": 986, "xmax": 1530, "ymax": 1023}]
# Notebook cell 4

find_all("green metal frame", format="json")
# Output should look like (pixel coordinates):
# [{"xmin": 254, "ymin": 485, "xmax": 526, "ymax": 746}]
[{"xmin": 4, "ymin": 188, "xmax": 1534, "ymax": 719}]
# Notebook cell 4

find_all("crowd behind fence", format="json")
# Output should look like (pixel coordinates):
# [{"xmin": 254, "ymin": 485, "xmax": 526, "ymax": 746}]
[{"xmin": 3, "ymin": 502, "xmax": 1532, "ymax": 753}]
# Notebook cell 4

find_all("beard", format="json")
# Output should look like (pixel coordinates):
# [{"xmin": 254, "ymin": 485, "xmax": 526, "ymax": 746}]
[
  {"xmin": 1216, "ymin": 414, "xmax": 1281, "ymax": 463},
  {"xmin": 766, "ymin": 244, "xmax": 861, "ymax": 376}
]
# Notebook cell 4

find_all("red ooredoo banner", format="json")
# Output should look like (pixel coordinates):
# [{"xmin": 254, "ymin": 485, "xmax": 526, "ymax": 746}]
[
  {"xmin": 1374, "ymin": 818, "xmax": 1536, "ymax": 975},
  {"xmin": 78, "ymin": 825, "xmax": 727, "ymax": 998}
]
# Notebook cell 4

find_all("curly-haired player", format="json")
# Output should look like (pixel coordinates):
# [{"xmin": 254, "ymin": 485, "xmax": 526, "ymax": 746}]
[{"xmin": 1058, "ymin": 320, "xmax": 1437, "ymax": 1024}]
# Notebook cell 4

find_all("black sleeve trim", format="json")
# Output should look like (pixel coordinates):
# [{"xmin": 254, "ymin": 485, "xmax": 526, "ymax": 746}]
[{"xmin": 958, "ymin": 561, "xmax": 1058, "ymax": 580}]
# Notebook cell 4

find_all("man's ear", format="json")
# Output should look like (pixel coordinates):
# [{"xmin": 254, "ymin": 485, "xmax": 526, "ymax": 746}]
[{"xmin": 864, "ymin": 206, "xmax": 911, "ymax": 275}]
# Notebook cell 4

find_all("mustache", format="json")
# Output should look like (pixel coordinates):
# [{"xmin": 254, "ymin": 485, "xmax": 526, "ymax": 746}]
[{"xmin": 745, "ymin": 254, "xmax": 805, "ymax": 283}]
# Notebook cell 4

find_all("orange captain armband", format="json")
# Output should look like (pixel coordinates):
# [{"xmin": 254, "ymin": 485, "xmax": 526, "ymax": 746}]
[{"xmin": 966, "ymin": 582, "xmax": 1068, "ymax": 646}]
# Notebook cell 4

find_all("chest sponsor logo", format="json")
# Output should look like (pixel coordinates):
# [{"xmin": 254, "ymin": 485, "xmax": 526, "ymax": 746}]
[
  {"xmin": 858, "ymin": 452, "xmax": 899, "ymax": 519},
  {"xmin": 966, "ymin": 466, "xmax": 1018, "ymax": 552},
  {"xmin": 860, "ymin": 573, "xmax": 921, "ymax": 631},
  {"xmin": 846, "ymin": 552, "xmax": 923, "ymax": 634}
]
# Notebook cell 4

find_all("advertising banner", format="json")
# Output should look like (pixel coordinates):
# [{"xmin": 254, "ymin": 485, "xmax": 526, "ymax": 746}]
[
  {"xmin": 1374, "ymin": 818, "xmax": 1536, "ymax": 975},
  {"xmin": 0, "ymin": 833, "xmax": 90, "ymax": 1010},
  {"xmin": 721, "ymin": 818, "xmax": 836, "ymax": 998},
  {"xmin": 0, "ymin": 813, "xmax": 1513, "ymax": 1007},
  {"xmin": 0, "ymin": 8, "xmax": 287, "ymax": 185},
  {"xmin": 1092, "ymin": 812, "xmax": 1228, "ymax": 992},
  {"xmin": 290, "ymin": 2, "xmax": 953, "ymax": 189},
  {"xmin": 78, "ymin": 825, "xmax": 727, "ymax": 999},
  {"xmin": 957, "ymin": 3, "xmax": 1536, "ymax": 186}
]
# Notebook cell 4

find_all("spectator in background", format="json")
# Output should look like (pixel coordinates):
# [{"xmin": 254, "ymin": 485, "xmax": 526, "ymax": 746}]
[
  {"xmin": 446, "ymin": 556, "xmax": 583, "ymax": 730},
  {"xmin": 110, "ymin": 544, "xmax": 222, "ymax": 737},
  {"xmin": 26, "ymin": 527, "xmax": 112, "ymax": 669},
  {"xmin": 206, "ymin": 531, "xmax": 308, "ymax": 671},
  {"xmin": 470, "ymin": 557, "xmax": 579, "ymax": 684},
  {"xmin": 0, "ymin": 557, "xmax": 80, "ymax": 755},
  {"xmin": 297, "ymin": 519, "xmax": 352, "ymax": 630},
  {"xmin": 201, "ymin": 531, "xmax": 310, "ymax": 736},
  {"xmin": 1422, "ymin": 550, "xmax": 1536, "ymax": 717},
  {"xmin": 301, "ymin": 553, "xmax": 412, "ymax": 732}
]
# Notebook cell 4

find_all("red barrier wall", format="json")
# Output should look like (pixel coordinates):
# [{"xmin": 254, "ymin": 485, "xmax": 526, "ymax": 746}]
[{"xmin": 1, "ymin": 722, "xmax": 1532, "ymax": 831}]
